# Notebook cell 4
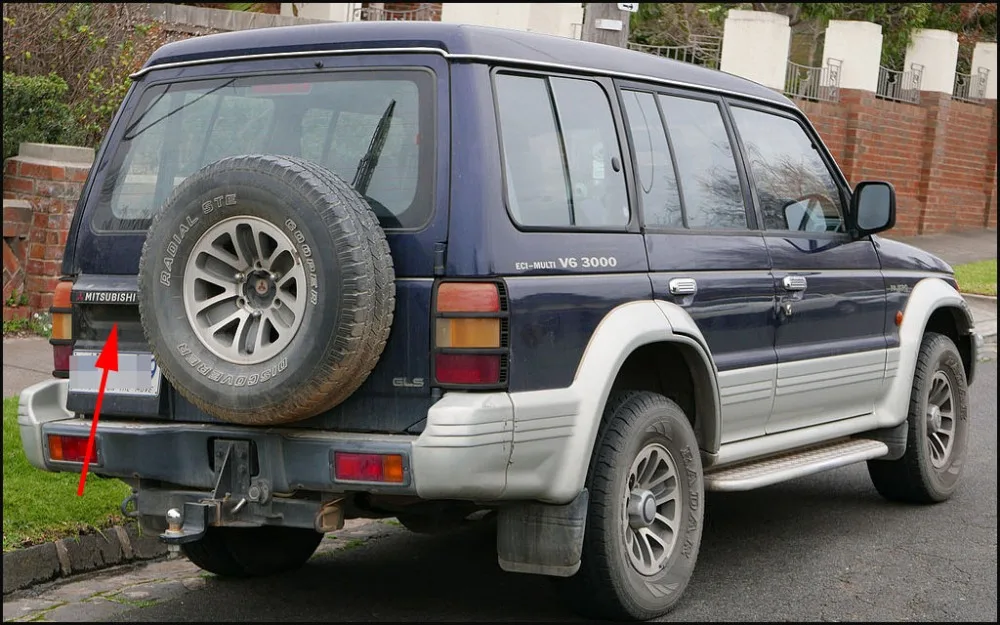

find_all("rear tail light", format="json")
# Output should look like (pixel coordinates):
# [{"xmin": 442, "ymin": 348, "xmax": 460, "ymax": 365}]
[
  {"xmin": 432, "ymin": 281, "xmax": 508, "ymax": 388},
  {"xmin": 50, "ymin": 280, "xmax": 74, "ymax": 379},
  {"xmin": 333, "ymin": 452, "xmax": 405, "ymax": 483},
  {"xmin": 48, "ymin": 434, "xmax": 93, "ymax": 463}
]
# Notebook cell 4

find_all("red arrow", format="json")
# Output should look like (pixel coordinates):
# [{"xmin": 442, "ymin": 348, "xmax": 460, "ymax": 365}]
[{"xmin": 77, "ymin": 324, "xmax": 118, "ymax": 497}]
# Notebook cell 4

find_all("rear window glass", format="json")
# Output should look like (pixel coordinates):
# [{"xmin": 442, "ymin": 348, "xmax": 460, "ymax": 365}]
[{"xmin": 92, "ymin": 69, "xmax": 434, "ymax": 231}]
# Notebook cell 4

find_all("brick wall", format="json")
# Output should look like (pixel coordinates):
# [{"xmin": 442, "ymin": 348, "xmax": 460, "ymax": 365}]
[
  {"xmin": 796, "ymin": 89, "xmax": 998, "ymax": 236},
  {"xmin": 2, "ymin": 144, "xmax": 93, "ymax": 315}
]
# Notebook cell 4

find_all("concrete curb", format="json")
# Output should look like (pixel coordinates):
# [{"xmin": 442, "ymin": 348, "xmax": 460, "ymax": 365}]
[
  {"xmin": 2, "ymin": 524, "xmax": 167, "ymax": 595},
  {"xmin": 963, "ymin": 293, "xmax": 998, "ymax": 305}
]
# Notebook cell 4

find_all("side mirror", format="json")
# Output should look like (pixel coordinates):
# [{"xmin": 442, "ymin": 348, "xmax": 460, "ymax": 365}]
[
  {"xmin": 851, "ymin": 181, "xmax": 896, "ymax": 238},
  {"xmin": 782, "ymin": 197, "xmax": 826, "ymax": 233}
]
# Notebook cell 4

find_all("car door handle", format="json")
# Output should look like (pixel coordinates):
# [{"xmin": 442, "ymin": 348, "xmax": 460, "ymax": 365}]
[
  {"xmin": 669, "ymin": 278, "xmax": 698, "ymax": 296},
  {"xmin": 782, "ymin": 275, "xmax": 808, "ymax": 292}
]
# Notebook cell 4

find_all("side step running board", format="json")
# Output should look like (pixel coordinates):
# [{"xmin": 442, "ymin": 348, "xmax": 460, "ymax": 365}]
[{"xmin": 704, "ymin": 438, "xmax": 889, "ymax": 492}]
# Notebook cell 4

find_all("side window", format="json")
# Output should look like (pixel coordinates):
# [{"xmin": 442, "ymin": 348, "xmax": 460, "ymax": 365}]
[
  {"xmin": 621, "ymin": 90, "xmax": 683, "ymax": 228},
  {"xmin": 495, "ymin": 73, "xmax": 629, "ymax": 228},
  {"xmin": 730, "ymin": 106, "xmax": 845, "ymax": 233},
  {"xmin": 658, "ymin": 95, "xmax": 748, "ymax": 230}
]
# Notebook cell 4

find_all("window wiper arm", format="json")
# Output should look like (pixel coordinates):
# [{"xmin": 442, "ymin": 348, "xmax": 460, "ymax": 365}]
[{"xmin": 351, "ymin": 99, "xmax": 396, "ymax": 195}]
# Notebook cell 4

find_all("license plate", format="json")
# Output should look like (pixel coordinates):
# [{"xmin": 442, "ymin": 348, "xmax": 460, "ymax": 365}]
[{"xmin": 69, "ymin": 351, "xmax": 162, "ymax": 396}]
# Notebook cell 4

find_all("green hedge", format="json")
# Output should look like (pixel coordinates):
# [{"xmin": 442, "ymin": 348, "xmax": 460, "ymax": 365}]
[{"xmin": 2, "ymin": 72, "xmax": 82, "ymax": 161}]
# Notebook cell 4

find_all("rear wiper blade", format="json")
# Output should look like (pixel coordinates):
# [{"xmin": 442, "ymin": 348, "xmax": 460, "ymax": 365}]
[{"xmin": 351, "ymin": 99, "xmax": 396, "ymax": 195}]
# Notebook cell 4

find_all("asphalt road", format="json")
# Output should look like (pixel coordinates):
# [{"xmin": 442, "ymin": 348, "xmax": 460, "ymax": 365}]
[{"xmin": 6, "ymin": 358, "xmax": 997, "ymax": 623}]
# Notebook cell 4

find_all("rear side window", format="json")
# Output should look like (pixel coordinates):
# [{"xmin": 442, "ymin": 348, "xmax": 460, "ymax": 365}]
[
  {"xmin": 620, "ymin": 90, "xmax": 682, "ymax": 228},
  {"xmin": 93, "ymin": 69, "xmax": 434, "ymax": 232},
  {"xmin": 657, "ymin": 95, "xmax": 748, "ymax": 230},
  {"xmin": 495, "ymin": 73, "xmax": 629, "ymax": 229}
]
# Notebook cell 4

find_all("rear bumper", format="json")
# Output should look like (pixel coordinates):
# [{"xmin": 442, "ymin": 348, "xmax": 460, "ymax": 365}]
[{"xmin": 18, "ymin": 379, "xmax": 517, "ymax": 502}]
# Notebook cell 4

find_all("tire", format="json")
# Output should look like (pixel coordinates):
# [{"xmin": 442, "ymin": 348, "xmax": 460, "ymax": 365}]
[
  {"xmin": 181, "ymin": 526, "xmax": 323, "ymax": 577},
  {"xmin": 868, "ymin": 332, "xmax": 970, "ymax": 504},
  {"xmin": 137, "ymin": 155, "xmax": 395, "ymax": 425},
  {"xmin": 555, "ymin": 391, "xmax": 705, "ymax": 621}
]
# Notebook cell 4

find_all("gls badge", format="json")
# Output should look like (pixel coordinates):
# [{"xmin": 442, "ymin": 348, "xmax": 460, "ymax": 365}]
[{"xmin": 393, "ymin": 377, "xmax": 425, "ymax": 388}]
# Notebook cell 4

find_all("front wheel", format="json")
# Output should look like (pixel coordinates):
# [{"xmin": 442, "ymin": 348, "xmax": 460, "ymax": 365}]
[
  {"xmin": 868, "ymin": 332, "xmax": 970, "ymax": 503},
  {"xmin": 182, "ymin": 526, "xmax": 323, "ymax": 577},
  {"xmin": 555, "ymin": 391, "xmax": 705, "ymax": 621}
]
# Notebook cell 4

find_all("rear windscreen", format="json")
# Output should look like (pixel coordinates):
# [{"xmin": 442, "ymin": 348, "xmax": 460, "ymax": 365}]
[{"xmin": 92, "ymin": 68, "xmax": 435, "ymax": 231}]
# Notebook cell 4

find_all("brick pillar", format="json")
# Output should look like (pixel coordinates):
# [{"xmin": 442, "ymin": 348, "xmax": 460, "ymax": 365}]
[
  {"xmin": 838, "ymin": 88, "xmax": 877, "ymax": 186},
  {"xmin": 915, "ymin": 92, "xmax": 952, "ymax": 234},
  {"xmin": 2, "ymin": 142, "xmax": 94, "ymax": 313},
  {"xmin": 985, "ymin": 100, "xmax": 998, "ymax": 229},
  {"xmin": 3, "ymin": 199, "xmax": 33, "ymax": 321}
]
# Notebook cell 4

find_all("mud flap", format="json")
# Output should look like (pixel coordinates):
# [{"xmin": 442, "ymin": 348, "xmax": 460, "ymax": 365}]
[{"xmin": 497, "ymin": 489, "xmax": 588, "ymax": 577}]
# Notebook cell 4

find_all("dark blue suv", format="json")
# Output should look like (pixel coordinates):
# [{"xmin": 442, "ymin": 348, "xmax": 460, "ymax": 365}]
[{"xmin": 18, "ymin": 22, "xmax": 982, "ymax": 621}]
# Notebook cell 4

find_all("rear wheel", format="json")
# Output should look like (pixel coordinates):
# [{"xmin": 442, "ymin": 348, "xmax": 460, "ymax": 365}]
[
  {"xmin": 182, "ymin": 526, "xmax": 323, "ymax": 577},
  {"xmin": 868, "ymin": 332, "xmax": 970, "ymax": 503},
  {"xmin": 556, "ymin": 391, "xmax": 704, "ymax": 621}
]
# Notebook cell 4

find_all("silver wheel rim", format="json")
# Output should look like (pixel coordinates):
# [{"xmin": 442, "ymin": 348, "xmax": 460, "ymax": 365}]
[
  {"xmin": 183, "ymin": 216, "xmax": 307, "ymax": 365},
  {"xmin": 926, "ymin": 371, "xmax": 956, "ymax": 469},
  {"xmin": 622, "ymin": 442, "xmax": 680, "ymax": 576}
]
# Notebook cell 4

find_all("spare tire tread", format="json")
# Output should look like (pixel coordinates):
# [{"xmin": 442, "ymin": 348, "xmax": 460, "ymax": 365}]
[
  {"xmin": 137, "ymin": 154, "xmax": 395, "ymax": 425},
  {"xmin": 289, "ymin": 157, "xmax": 396, "ymax": 410}
]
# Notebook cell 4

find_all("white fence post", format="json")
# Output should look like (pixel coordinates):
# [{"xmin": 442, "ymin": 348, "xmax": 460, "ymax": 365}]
[
  {"xmin": 904, "ymin": 29, "xmax": 959, "ymax": 95},
  {"xmin": 719, "ymin": 10, "xmax": 791, "ymax": 90},
  {"xmin": 971, "ymin": 42, "xmax": 997, "ymax": 100},
  {"xmin": 822, "ymin": 20, "xmax": 882, "ymax": 92}
]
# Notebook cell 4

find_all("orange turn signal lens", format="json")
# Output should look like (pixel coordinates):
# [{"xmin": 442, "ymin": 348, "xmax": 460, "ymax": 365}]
[
  {"xmin": 51, "ymin": 281, "xmax": 73, "ymax": 341},
  {"xmin": 435, "ymin": 318, "xmax": 500, "ymax": 348},
  {"xmin": 437, "ymin": 282, "xmax": 500, "ymax": 313},
  {"xmin": 382, "ymin": 454, "xmax": 405, "ymax": 483},
  {"xmin": 51, "ymin": 314, "xmax": 72, "ymax": 341}
]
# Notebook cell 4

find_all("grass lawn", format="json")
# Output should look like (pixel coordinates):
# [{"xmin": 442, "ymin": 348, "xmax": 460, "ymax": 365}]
[
  {"xmin": 2, "ymin": 396, "xmax": 131, "ymax": 552},
  {"xmin": 953, "ymin": 259, "xmax": 997, "ymax": 297}
]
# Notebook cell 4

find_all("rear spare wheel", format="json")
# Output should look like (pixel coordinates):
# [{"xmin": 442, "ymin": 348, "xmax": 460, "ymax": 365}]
[{"xmin": 137, "ymin": 155, "xmax": 394, "ymax": 425}]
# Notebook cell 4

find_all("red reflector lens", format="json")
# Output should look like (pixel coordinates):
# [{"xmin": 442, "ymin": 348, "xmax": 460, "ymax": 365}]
[
  {"xmin": 334, "ymin": 452, "xmax": 405, "ymax": 483},
  {"xmin": 434, "ymin": 353, "xmax": 501, "ymax": 385},
  {"xmin": 48, "ymin": 434, "xmax": 91, "ymax": 463},
  {"xmin": 53, "ymin": 345, "xmax": 72, "ymax": 373},
  {"xmin": 437, "ymin": 283, "xmax": 500, "ymax": 313}
]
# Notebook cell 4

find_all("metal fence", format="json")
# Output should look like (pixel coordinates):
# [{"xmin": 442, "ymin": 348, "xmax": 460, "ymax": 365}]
[
  {"xmin": 784, "ymin": 59, "xmax": 842, "ymax": 103},
  {"xmin": 627, "ymin": 34, "xmax": 723, "ymax": 70},
  {"xmin": 353, "ymin": 3, "xmax": 437, "ymax": 22},
  {"xmin": 953, "ymin": 67, "xmax": 990, "ymax": 104},
  {"xmin": 876, "ymin": 63, "xmax": 924, "ymax": 104}
]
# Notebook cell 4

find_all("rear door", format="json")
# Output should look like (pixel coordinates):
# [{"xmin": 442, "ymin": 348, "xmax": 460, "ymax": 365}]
[
  {"xmin": 618, "ymin": 83, "xmax": 778, "ymax": 444},
  {"xmin": 64, "ymin": 53, "xmax": 451, "ymax": 433},
  {"xmin": 726, "ymin": 102, "xmax": 887, "ymax": 434}
]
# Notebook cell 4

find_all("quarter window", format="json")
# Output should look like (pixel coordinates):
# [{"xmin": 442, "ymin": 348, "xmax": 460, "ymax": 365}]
[
  {"xmin": 730, "ymin": 106, "xmax": 845, "ymax": 233},
  {"xmin": 495, "ymin": 73, "xmax": 629, "ymax": 229}
]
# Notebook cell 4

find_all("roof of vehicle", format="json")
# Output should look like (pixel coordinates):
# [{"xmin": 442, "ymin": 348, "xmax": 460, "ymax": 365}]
[{"xmin": 139, "ymin": 21, "xmax": 793, "ymax": 108}]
